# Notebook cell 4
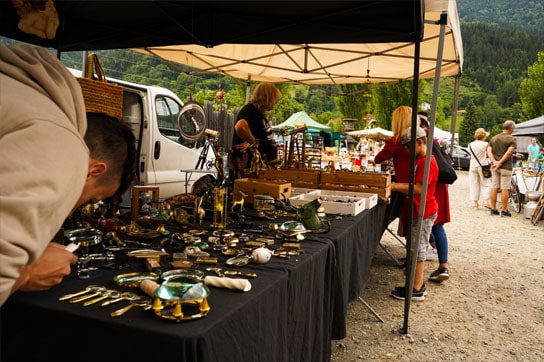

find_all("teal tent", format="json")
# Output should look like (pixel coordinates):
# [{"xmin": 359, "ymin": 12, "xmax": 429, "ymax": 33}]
[{"xmin": 273, "ymin": 111, "xmax": 331, "ymax": 132}]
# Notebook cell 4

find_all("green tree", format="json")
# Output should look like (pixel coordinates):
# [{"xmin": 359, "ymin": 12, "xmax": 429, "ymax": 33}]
[
  {"xmin": 335, "ymin": 84, "xmax": 372, "ymax": 123},
  {"xmin": 326, "ymin": 117, "xmax": 344, "ymax": 133},
  {"xmin": 459, "ymin": 100, "xmax": 479, "ymax": 146},
  {"xmin": 519, "ymin": 51, "xmax": 544, "ymax": 119},
  {"xmin": 481, "ymin": 95, "xmax": 503, "ymax": 130},
  {"xmin": 373, "ymin": 81, "xmax": 420, "ymax": 130}
]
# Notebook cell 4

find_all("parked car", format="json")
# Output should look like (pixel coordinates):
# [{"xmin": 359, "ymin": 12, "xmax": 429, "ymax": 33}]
[{"xmin": 450, "ymin": 145, "xmax": 471, "ymax": 170}]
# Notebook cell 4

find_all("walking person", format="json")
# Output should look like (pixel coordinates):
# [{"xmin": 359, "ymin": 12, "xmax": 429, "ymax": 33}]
[
  {"xmin": 468, "ymin": 128, "xmax": 491, "ymax": 209},
  {"xmin": 487, "ymin": 120, "xmax": 517, "ymax": 217}
]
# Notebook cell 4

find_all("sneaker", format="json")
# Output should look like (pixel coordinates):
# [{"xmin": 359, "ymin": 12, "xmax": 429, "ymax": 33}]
[
  {"xmin": 426, "ymin": 247, "xmax": 438, "ymax": 261},
  {"xmin": 391, "ymin": 284, "xmax": 427, "ymax": 301},
  {"xmin": 429, "ymin": 268, "xmax": 449, "ymax": 283},
  {"xmin": 490, "ymin": 209, "xmax": 500, "ymax": 215},
  {"xmin": 500, "ymin": 210, "xmax": 512, "ymax": 217}
]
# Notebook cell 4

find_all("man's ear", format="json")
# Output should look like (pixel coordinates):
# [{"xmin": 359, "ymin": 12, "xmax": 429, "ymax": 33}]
[{"xmin": 88, "ymin": 160, "xmax": 107, "ymax": 178}]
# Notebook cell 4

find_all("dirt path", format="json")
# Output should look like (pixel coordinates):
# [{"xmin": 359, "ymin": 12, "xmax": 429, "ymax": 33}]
[{"xmin": 330, "ymin": 170, "xmax": 544, "ymax": 361}]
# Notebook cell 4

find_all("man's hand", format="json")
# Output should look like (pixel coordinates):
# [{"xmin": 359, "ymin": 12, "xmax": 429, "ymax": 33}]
[{"xmin": 15, "ymin": 242, "xmax": 78, "ymax": 293}]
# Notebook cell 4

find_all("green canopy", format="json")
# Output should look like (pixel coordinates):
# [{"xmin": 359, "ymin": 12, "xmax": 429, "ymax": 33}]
[{"xmin": 273, "ymin": 111, "xmax": 331, "ymax": 132}]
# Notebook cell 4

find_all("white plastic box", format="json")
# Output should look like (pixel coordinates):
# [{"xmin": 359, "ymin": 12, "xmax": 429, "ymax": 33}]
[
  {"xmin": 307, "ymin": 189, "xmax": 378, "ymax": 209},
  {"xmin": 288, "ymin": 190, "xmax": 378, "ymax": 216}
]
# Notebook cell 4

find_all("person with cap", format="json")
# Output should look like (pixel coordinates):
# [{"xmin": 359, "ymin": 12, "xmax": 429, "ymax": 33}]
[
  {"xmin": 468, "ymin": 128, "xmax": 491, "ymax": 209},
  {"xmin": 487, "ymin": 120, "xmax": 517, "ymax": 217},
  {"xmin": 390, "ymin": 126, "xmax": 438, "ymax": 301}
]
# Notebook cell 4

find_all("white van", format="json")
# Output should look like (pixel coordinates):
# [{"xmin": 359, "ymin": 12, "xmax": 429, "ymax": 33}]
[{"xmin": 70, "ymin": 69, "xmax": 218, "ymax": 200}]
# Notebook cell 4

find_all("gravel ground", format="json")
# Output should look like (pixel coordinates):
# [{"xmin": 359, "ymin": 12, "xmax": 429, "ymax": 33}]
[{"xmin": 330, "ymin": 170, "xmax": 544, "ymax": 361}]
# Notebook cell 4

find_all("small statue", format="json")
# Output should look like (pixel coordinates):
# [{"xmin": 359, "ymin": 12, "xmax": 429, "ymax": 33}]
[
  {"xmin": 248, "ymin": 141, "xmax": 266, "ymax": 178},
  {"xmin": 231, "ymin": 191, "xmax": 248, "ymax": 212},
  {"xmin": 194, "ymin": 195, "xmax": 205, "ymax": 225},
  {"xmin": 214, "ymin": 147, "xmax": 225, "ymax": 186}
]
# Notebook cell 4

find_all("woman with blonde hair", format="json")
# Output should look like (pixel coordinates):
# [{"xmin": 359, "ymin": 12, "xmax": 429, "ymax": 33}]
[
  {"xmin": 374, "ymin": 105, "xmax": 413, "ymax": 236},
  {"xmin": 468, "ymin": 127, "xmax": 491, "ymax": 209},
  {"xmin": 229, "ymin": 83, "xmax": 282, "ymax": 178}
]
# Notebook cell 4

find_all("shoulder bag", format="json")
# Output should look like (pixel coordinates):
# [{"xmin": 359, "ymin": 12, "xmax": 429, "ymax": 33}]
[
  {"xmin": 469, "ymin": 145, "xmax": 492, "ymax": 178},
  {"xmin": 432, "ymin": 141, "xmax": 458, "ymax": 184}
]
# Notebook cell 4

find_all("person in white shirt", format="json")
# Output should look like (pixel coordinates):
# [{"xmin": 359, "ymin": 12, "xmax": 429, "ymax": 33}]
[{"xmin": 468, "ymin": 128, "xmax": 491, "ymax": 209}]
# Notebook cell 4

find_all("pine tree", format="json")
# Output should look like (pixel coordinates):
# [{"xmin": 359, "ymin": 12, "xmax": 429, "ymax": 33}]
[{"xmin": 459, "ymin": 100, "xmax": 479, "ymax": 146}]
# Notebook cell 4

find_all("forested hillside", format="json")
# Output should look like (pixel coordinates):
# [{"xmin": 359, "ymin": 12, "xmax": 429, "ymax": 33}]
[
  {"xmin": 460, "ymin": 23, "xmax": 543, "ymax": 106},
  {"xmin": 1, "ymin": 0, "xmax": 542, "ymax": 130},
  {"xmin": 456, "ymin": 0, "xmax": 543, "ymax": 36}
]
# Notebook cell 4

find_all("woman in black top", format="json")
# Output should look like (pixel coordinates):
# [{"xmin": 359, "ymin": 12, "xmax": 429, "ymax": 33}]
[{"xmin": 230, "ymin": 83, "xmax": 282, "ymax": 177}]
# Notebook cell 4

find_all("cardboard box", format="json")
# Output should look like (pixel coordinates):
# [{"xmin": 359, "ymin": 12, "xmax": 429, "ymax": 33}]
[
  {"xmin": 233, "ymin": 178, "xmax": 291, "ymax": 203},
  {"xmin": 259, "ymin": 168, "xmax": 320, "ymax": 189},
  {"xmin": 321, "ymin": 171, "xmax": 391, "ymax": 198}
]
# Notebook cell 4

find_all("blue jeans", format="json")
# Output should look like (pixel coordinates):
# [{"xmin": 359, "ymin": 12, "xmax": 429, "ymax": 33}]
[{"xmin": 429, "ymin": 222, "xmax": 448, "ymax": 265}]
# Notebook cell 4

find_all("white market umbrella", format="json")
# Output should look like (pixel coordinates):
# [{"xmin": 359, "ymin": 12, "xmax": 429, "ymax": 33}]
[{"xmin": 347, "ymin": 127, "xmax": 394, "ymax": 140}]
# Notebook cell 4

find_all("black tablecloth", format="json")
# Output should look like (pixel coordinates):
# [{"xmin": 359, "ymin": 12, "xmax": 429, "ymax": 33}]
[
  {"xmin": 1, "ymin": 196, "xmax": 398, "ymax": 361},
  {"xmin": 310, "ymin": 195, "xmax": 398, "ymax": 339}
]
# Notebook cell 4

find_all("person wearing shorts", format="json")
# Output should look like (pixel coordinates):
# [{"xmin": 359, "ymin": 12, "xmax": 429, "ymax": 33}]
[{"xmin": 487, "ymin": 120, "xmax": 517, "ymax": 217}]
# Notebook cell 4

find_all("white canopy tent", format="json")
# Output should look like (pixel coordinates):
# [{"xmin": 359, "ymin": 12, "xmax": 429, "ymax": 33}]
[
  {"xmin": 134, "ymin": 0, "xmax": 463, "ymax": 86},
  {"xmin": 347, "ymin": 127, "xmax": 394, "ymax": 140},
  {"xmin": 133, "ymin": 0, "xmax": 464, "ymax": 333},
  {"xmin": 0, "ymin": 0, "xmax": 463, "ymax": 335}
]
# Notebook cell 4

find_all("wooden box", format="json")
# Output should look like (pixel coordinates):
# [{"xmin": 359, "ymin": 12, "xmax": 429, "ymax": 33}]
[
  {"xmin": 233, "ymin": 178, "xmax": 292, "ymax": 203},
  {"xmin": 259, "ymin": 168, "xmax": 320, "ymax": 189},
  {"xmin": 320, "ymin": 171, "xmax": 391, "ymax": 198}
]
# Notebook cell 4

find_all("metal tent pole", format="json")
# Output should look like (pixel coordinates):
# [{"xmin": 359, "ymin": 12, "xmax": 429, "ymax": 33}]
[{"xmin": 400, "ymin": 10, "xmax": 448, "ymax": 335}]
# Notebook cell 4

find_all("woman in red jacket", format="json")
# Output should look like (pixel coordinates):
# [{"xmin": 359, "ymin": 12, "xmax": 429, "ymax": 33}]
[{"xmin": 374, "ymin": 106, "xmax": 413, "ymax": 237}]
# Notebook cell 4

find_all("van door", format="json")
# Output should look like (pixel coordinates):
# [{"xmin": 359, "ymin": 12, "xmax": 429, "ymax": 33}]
[{"xmin": 150, "ymin": 95, "xmax": 215, "ymax": 198}]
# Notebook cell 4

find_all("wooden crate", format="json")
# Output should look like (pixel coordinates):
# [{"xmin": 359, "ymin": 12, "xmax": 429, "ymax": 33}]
[
  {"xmin": 233, "ymin": 178, "xmax": 291, "ymax": 203},
  {"xmin": 259, "ymin": 168, "xmax": 320, "ymax": 189},
  {"xmin": 321, "ymin": 171, "xmax": 391, "ymax": 198}
]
